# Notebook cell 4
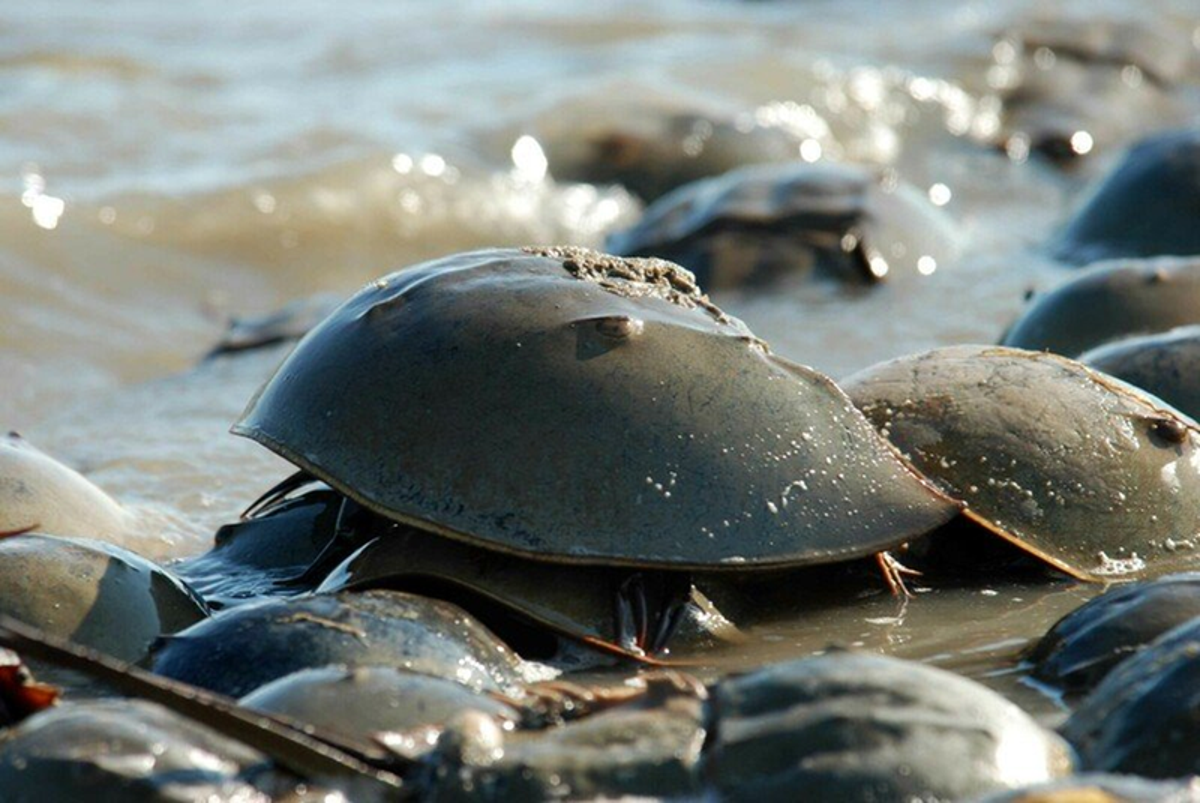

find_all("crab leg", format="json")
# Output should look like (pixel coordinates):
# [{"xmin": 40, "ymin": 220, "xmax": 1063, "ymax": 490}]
[
  {"xmin": 876, "ymin": 551, "xmax": 922, "ymax": 598},
  {"xmin": 241, "ymin": 470, "xmax": 317, "ymax": 520},
  {"xmin": 614, "ymin": 573, "xmax": 695, "ymax": 656}
]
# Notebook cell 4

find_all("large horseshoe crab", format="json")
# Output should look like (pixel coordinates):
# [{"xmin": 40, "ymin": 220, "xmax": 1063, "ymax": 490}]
[
  {"xmin": 844, "ymin": 345, "xmax": 1200, "ymax": 581},
  {"xmin": 229, "ymin": 246, "xmax": 958, "ymax": 655}
]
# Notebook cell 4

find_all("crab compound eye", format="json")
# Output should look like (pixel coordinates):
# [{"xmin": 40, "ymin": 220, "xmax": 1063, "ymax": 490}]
[
  {"xmin": 594, "ymin": 315, "xmax": 644, "ymax": 340},
  {"xmin": 1149, "ymin": 417, "xmax": 1189, "ymax": 446}
]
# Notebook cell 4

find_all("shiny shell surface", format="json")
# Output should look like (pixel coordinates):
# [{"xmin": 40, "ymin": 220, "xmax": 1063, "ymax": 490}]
[
  {"xmin": 176, "ymin": 485, "xmax": 346, "ymax": 606},
  {"xmin": 1082, "ymin": 325, "xmax": 1200, "ymax": 421},
  {"xmin": 1052, "ymin": 129, "xmax": 1200, "ymax": 264},
  {"xmin": 234, "ymin": 247, "xmax": 958, "ymax": 570},
  {"xmin": 844, "ymin": 345, "xmax": 1200, "ymax": 580},
  {"xmin": 709, "ymin": 652, "xmax": 1072, "ymax": 801},
  {"xmin": 0, "ymin": 432, "xmax": 134, "ymax": 545},
  {"xmin": 607, "ymin": 163, "xmax": 958, "ymax": 289},
  {"xmin": 150, "ymin": 590, "xmax": 526, "ymax": 698},
  {"xmin": 1029, "ymin": 572, "xmax": 1200, "ymax": 692},
  {"xmin": 0, "ymin": 533, "xmax": 207, "ymax": 663},
  {"xmin": 1002, "ymin": 257, "xmax": 1200, "ymax": 357},
  {"xmin": 0, "ymin": 700, "xmax": 275, "ymax": 803},
  {"xmin": 240, "ymin": 665, "xmax": 520, "ymax": 746},
  {"xmin": 1062, "ymin": 616, "xmax": 1200, "ymax": 777}
]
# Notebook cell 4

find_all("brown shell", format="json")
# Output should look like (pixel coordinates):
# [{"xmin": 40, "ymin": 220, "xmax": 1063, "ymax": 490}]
[
  {"xmin": 844, "ymin": 345, "xmax": 1200, "ymax": 580},
  {"xmin": 234, "ymin": 247, "xmax": 958, "ymax": 570}
]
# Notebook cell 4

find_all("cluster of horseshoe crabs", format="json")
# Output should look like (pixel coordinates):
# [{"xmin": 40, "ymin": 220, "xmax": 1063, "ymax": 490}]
[
  {"xmin": 197, "ymin": 245, "xmax": 1200, "ymax": 669},
  {"xmin": 221, "ymin": 245, "xmax": 962, "ymax": 657},
  {"xmin": 7, "ymin": 234, "xmax": 1200, "ymax": 798}
]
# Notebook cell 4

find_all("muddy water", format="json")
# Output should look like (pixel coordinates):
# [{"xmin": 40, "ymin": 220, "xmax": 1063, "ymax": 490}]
[{"xmin": 3, "ymin": 0, "xmax": 1200, "ymax": 717}]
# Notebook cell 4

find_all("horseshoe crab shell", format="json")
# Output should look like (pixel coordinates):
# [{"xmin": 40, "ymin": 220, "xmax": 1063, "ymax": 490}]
[
  {"xmin": 1029, "ymin": 573, "xmax": 1200, "ymax": 692},
  {"xmin": 606, "ymin": 163, "xmax": 958, "ymax": 289},
  {"xmin": 843, "ymin": 345, "xmax": 1200, "ymax": 580},
  {"xmin": 1081, "ymin": 326, "xmax": 1200, "ymax": 422},
  {"xmin": 233, "ymin": 247, "xmax": 958, "ymax": 570},
  {"xmin": 0, "ymin": 700, "xmax": 280, "ymax": 802},
  {"xmin": 532, "ymin": 101, "xmax": 812, "ymax": 203},
  {"xmin": 709, "ymin": 652, "xmax": 1072, "ymax": 801},
  {"xmin": 240, "ymin": 666, "xmax": 521, "ymax": 746},
  {"xmin": 1001, "ymin": 257, "xmax": 1200, "ymax": 357},
  {"xmin": 151, "ymin": 590, "xmax": 526, "ymax": 699},
  {"xmin": 0, "ymin": 533, "xmax": 207, "ymax": 663},
  {"xmin": 0, "ymin": 432, "xmax": 134, "ymax": 545},
  {"xmin": 1051, "ymin": 129, "xmax": 1200, "ymax": 264},
  {"xmin": 315, "ymin": 529, "xmax": 741, "ymax": 653},
  {"xmin": 1062, "ymin": 615, "xmax": 1200, "ymax": 777},
  {"xmin": 429, "ymin": 680, "xmax": 707, "ymax": 801}
]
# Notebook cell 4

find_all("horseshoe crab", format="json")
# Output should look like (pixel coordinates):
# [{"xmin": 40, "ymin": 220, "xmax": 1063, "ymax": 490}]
[
  {"xmin": 843, "ymin": 345, "xmax": 1200, "ymax": 580},
  {"xmin": 0, "ymin": 699, "xmax": 335, "ymax": 802},
  {"xmin": 1002, "ymin": 257, "xmax": 1200, "ymax": 357},
  {"xmin": 1081, "ymin": 326, "xmax": 1200, "ymax": 422},
  {"xmin": 150, "ymin": 590, "xmax": 528, "ymax": 699},
  {"xmin": 314, "ymin": 523, "xmax": 741, "ymax": 658},
  {"xmin": 240, "ymin": 665, "xmax": 522, "ymax": 748},
  {"xmin": 207, "ymin": 292, "xmax": 341, "ymax": 358},
  {"xmin": 1051, "ymin": 129, "xmax": 1200, "ymax": 264},
  {"xmin": 708, "ymin": 652, "xmax": 1072, "ymax": 801},
  {"xmin": 230, "ymin": 247, "xmax": 959, "ymax": 654},
  {"xmin": 0, "ymin": 432, "xmax": 134, "ymax": 545},
  {"xmin": 1062, "ymin": 616, "xmax": 1200, "ymax": 777},
  {"xmin": 1029, "ymin": 573, "xmax": 1200, "ymax": 692},
  {"xmin": 0, "ymin": 533, "xmax": 207, "ymax": 663},
  {"xmin": 529, "ymin": 95, "xmax": 817, "ymax": 202},
  {"xmin": 427, "ymin": 674, "xmax": 708, "ymax": 801},
  {"xmin": 606, "ymin": 163, "xmax": 959, "ymax": 289},
  {"xmin": 992, "ymin": 19, "xmax": 1191, "ymax": 166}
]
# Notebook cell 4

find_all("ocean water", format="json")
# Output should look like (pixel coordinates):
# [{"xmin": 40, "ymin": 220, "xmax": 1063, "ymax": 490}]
[{"xmin": 3, "ymin": 0, "xmax": 1200, "ymax": 709}]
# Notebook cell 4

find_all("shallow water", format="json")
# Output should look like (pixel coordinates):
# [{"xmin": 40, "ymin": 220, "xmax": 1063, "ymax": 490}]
[{"xmin": 4, "ymin": 0, "xmax": 1200, "ymax": 716}]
